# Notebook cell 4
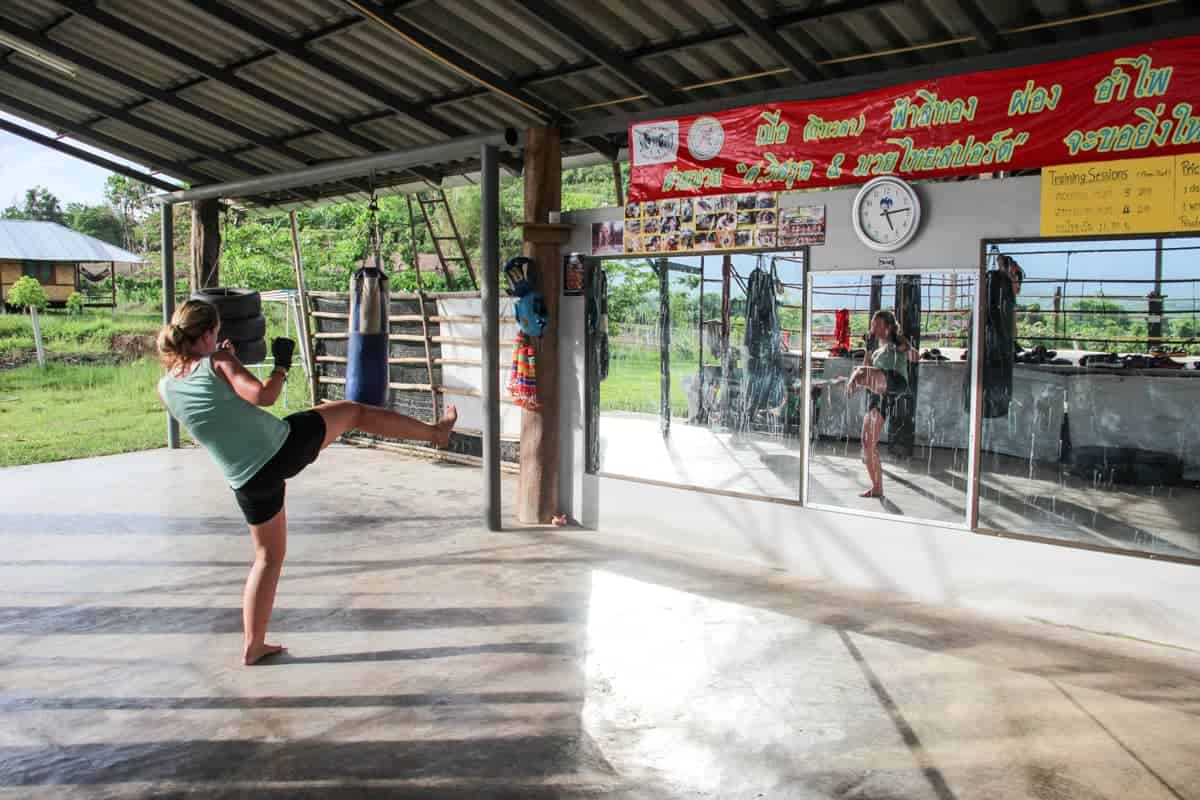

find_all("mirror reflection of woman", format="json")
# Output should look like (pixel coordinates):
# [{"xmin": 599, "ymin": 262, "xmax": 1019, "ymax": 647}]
[{"xmin": 845, "ymin": 310, "xmax": 919, "ymax": 498}]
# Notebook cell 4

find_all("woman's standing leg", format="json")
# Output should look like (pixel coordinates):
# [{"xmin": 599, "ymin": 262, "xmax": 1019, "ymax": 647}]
[
  {"xmin": 315, "ymin": 400, "xmax": 457, "ymax": 451},
  {"xmin": 861, "ymin": 408, "xmax": 884, "ymax": 497},
  {"xmin": 243, "ymin": 506, "xmax": 287, "ymax": 665}
]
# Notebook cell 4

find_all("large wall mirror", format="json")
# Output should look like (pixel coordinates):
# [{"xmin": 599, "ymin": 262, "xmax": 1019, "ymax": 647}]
[
  {"xmin": 595, "ymin": 252, "xmax": 806, "ymax": 501},
  {"xmin": 804, "ymin": 270, "xmax": 978, "ymax": 525},
  {"xmin": 976, "ymin": 238, "xmax": 1200, "ymax": 560}
]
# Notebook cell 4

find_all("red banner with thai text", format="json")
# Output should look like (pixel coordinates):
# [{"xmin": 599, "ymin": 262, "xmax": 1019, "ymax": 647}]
[{"xmin": 627, "ymin": 36, "xmax": 1200, "ymax": 203}]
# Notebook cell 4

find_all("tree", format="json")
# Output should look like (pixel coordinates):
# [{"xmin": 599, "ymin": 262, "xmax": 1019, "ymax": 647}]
[
  {"xmin": 8, "ymin": 276, "xmax": 49, "ymax": 368},
  {"xmin": 65, "ymin": 203, "xmax": 125, "ymax": 246},
  {"xmin": 105, "ymin": 175, "xmax": 153, "ymax": 251},
  {"xmin": 2, "ymin": 186, "xmax": 64, "ymax": 223}
]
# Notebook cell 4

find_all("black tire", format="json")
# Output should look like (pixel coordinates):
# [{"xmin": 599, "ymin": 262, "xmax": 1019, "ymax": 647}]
[
  {"xmin": 233, "ymin": 338, "xmax": 267, "ymax": 365},
  {"xmin": 191, "ymin": 287, "xmax": 261, "ymax": 321},
  {"xmin": 219, "ymin": 313, "xmax": 266, "ymax": 343}
]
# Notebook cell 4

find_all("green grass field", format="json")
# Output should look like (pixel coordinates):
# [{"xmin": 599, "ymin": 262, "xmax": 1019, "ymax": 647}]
[
  {"xmin": 601, "ymin": 347, "xmax": 692, "ymax": 418},
  {"xmin": 0, "ymin": 310, "xmax": 161, "ymax": 356},
  {"xmin": 0, "ymin": 305, "xmax": 314, "ymax": 468},
  {"xmin": 0, "ymin": 358, "xmax": 313, "ymax": 468}
]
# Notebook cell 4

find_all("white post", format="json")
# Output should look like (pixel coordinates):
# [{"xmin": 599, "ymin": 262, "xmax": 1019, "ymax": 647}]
[{"xmin": 30, "ymin": 306, "xmax": 45, "ymax": 368}]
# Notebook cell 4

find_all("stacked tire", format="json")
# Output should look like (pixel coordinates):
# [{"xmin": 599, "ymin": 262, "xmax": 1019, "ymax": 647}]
[{"xmin": 191, "ymin": 288, "xmax": 267, "ymax": 364}]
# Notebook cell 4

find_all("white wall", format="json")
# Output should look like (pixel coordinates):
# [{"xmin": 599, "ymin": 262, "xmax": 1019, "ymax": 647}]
[
  {"xmin": 557, "ymin": 177, "xmax": 1200, "ymax": 652},
  {"xmin": 562, "ymin": 176, "xmax": 1042, "ymax": 270},
  {"xmin": 793, "ymin": 176, "xmax": 1040, "ymax": 271}
]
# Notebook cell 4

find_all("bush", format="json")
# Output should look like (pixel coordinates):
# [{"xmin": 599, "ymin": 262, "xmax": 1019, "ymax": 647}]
[
  {"xmin": 66, "ymin": 292, "xmax": 85, "ymax": 315},
  {"xmin": 9, "ymin": 276, "xmax": 48, "ymax": 310}
]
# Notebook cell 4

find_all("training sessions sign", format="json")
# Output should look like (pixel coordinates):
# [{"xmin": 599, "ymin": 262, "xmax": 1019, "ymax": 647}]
[{"xmin": 628, "ymin": 35, "xmax": 1200, "ymax": 203}]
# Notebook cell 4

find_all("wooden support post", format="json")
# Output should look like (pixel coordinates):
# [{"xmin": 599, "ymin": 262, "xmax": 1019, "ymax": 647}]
[
  {"xmin": 190, "ymin": 198, "xmax": 221, "ymax": 290},
  {"xmin": 29, "ymin": 305, "xmax": 45, "ymax": 368},
  {"xmin": 611, "ymin": 160, "xmax": 624, "ymax": 206},
  {"xmin": 518, "ymin": 126, "xmax": 563, "ymax": 525},
  {"xmin": 413, "ymin": 290, "xmax": 442, "ymax": 430},
  {"xmin": 288, "ymin": 211, "xmax": 318, "ymax": 406}
]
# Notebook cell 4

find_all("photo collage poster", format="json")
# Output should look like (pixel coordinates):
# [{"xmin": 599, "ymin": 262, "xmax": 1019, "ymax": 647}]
[{"xmin": 622, "ymin": 192, "xmax": 781, "ymax": 255}]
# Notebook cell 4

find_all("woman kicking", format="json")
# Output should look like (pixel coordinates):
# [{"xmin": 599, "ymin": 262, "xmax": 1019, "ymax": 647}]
[
  {"xmin": 156, "ymin": 300, "xmax": 457, "ymax": 665},
  {"xmin": 844, "ymin": 310, "xmax": 917, "ymax": 498}
]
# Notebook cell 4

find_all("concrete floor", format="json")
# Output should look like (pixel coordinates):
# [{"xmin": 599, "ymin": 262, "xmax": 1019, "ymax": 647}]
[
  {"xmin": 3, "ymin": 447, "xmax": 1200, "ymax": 799},
  {"xmin": 599, "ymin": 412, "xmax": 802, "ymax": 500}
]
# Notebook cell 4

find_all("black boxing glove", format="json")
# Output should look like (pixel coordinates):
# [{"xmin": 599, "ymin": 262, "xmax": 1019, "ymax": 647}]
[{"xmin": 271, "ymin": 337, "xmax": 295, "ymax": 373}]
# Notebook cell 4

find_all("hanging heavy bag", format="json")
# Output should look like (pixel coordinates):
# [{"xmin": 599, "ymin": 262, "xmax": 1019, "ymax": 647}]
[
  {"xmin": 345, "ymin": 266, "xmax": 390, "ymax": 406},
  {"xmin": 598, "ymin": 269, "xmax": 610, "ymax": 382}
]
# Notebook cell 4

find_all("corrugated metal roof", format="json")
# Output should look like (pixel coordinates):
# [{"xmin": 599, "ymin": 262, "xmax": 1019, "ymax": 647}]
[
  {"xmin": 0, "ymin": 221, "xmax": 144, "ymax": 263},
  {"xmin": 0, "ymin": 0, "xmax": 1192, "ymax": 207}
]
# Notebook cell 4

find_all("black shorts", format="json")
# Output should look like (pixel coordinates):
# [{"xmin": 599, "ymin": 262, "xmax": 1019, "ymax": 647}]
[
  {"xmin": 233, "ymin": 411, "xmax": 327, "ymax": 525},
  {"xmin": 866, "ymin": 372, "xmax": 908, "ymax": 420}
]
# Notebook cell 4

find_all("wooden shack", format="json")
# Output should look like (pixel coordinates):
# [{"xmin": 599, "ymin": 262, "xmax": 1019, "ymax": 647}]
[{"xmin": 0, "ymin": 220, "xmax": 141, "ymax": 308}]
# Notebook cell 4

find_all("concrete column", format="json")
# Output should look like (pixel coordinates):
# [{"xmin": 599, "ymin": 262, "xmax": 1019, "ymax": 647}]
[
  {"xmin": 481, "ymin": 144, "xmax": 502, "ymax": 531},
  {"xmin": 162, "ymin": 202, "xmax": 180, "ymax": 449}
]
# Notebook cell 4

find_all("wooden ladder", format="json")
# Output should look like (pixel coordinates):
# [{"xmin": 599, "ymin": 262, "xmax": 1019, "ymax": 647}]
[{"xmin": 412, "ymin": 189, "xmax": 477, "ymax": 290}]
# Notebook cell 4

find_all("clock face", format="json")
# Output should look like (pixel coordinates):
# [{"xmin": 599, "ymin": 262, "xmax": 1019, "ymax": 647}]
[{"xmin": 853, "ymin": 177, "xmax": 921, "ymax": 252}]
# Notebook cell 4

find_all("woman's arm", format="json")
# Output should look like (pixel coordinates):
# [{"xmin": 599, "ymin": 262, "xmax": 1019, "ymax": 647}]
[{"xmin": 211, "ymin": 351, "xmax": 286, "ymax": 407}]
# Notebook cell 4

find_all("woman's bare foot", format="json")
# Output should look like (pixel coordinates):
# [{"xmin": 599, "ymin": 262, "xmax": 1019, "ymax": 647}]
[
  {"xmin": 860, "ymin": 487, "xmax": 883, "ymax": 498},
  {"xmin": 243, "ymin": 642, "xmax": 285, "ymax": 666},
  {"xmin": 433, "ymin": 405, "xmax": 458, "ymax": 448}
]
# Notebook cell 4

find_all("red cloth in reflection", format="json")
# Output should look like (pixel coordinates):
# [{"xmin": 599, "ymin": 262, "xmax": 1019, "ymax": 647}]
[{"xmin": 831, "ymin": 309, "xmax": 851, "ymax": 356}]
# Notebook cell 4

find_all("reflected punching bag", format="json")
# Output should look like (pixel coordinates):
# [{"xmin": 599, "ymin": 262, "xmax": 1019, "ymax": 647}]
[{"xmin": 345, "ymin": 266, "xmax": 390, "ymax": 406}]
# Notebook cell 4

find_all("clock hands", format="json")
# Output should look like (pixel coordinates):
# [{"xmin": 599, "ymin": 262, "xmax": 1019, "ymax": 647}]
[{"xmin": 878, "ymin": 206, "xmax": 911, "ymax": 232}]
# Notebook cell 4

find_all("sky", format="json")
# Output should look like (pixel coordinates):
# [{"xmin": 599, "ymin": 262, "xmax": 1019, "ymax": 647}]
[{"xmin": 0, "ymin": 111, "xmax": 135, "ymax": 208}]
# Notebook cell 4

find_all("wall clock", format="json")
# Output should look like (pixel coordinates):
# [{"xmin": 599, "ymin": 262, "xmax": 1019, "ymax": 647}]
[{"xmin": 852, "ymin": 176, "xmax": 922, "ymax": 252}]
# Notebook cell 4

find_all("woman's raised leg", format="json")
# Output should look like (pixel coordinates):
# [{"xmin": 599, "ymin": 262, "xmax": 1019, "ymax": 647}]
[
  {"xmin": 243, "ymin": 507, "xmax": 287, "ymax": 665},
  {"xmin": 314, "ymin": 400, "xmax": 457, "ymax": 450},
  {"xmin": 860, "ymin": 409, "xmax": 885, "ymax": 498}
]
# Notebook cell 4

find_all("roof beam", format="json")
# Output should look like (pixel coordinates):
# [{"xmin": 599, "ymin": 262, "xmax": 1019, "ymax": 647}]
[
  {"xmin": 49, "ymin": 2, "xmax": 442, "ymax": 186},
  {"xmin": 0, "ymin": 117, "xmax": 179, "ymax": 192},
  {"xmin": 161, "ymin": 128, "xmax": 518, "ymax": 203},
  {"xmin": 0, "ymin": 56, "xmax": 268, "ymax": 180},
  {"xmin": 180, "ymin": 0, "xmax": 473, "ymax": 138},
  {"xmin": 950, "ymin": 0, "xmax": 1005, "ymax": 52},
  {"xmin": 340, "ymin": 0, "xmax": 560, "ymax": 121},
  {"xmin": 0, "ymin": 55, "xmax": 324, "ymax": 203},
  {"xmin": 0, "ymin": 16, "xmax": 317, "ymax": 167},
  {"xmin": 413, "ymin": 0, "xmax": 903, "ymax": 114},
  {"xmin": 0, "ymin": 93, "xmax": 215, "ymax": 185},
  {"xmin": 53, "ymin": 1, "xmax": 392, "ymax": 155},
  {"xmin": 516, "ymin": 1, "xmax": 686, "ymax": 105},
  {"xmin": 715, "ymin": 0, "xmax": 825, "ymax": 81},
  {"xmin": 581, "ymin": 136, "xmax": 619, "ymax": 162}
]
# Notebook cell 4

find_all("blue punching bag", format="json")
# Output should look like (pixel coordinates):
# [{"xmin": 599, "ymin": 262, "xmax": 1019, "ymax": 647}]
[{"xmin": 345, "ymin": 267, "xmax": 389, "ymax": 406}]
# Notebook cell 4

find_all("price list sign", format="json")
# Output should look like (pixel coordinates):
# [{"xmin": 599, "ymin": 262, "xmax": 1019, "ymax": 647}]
[{"xmin": 1041, "ymin": 155, "xmax": 1200, "ymax": 236}]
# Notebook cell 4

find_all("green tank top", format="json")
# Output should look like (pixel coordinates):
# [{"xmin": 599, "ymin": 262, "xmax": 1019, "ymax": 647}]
[
  {"xmin": 872, "ymin": 345, "xmax": 908, "ymax": 381},
  {"xmin": 158, "ymin": 357, "xmax": 289, "ymax": 489}
]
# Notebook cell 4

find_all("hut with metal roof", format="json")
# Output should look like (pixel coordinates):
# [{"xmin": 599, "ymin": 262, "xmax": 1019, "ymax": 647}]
[{"xmin": 0, "ymin": 219, "xmax": 142, "ymax": 308}]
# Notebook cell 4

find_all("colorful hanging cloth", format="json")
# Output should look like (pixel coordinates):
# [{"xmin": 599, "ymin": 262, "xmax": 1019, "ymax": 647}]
[{"xmin": 508, "ymin": 332, "xmax": 539, "ymax": 409}]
